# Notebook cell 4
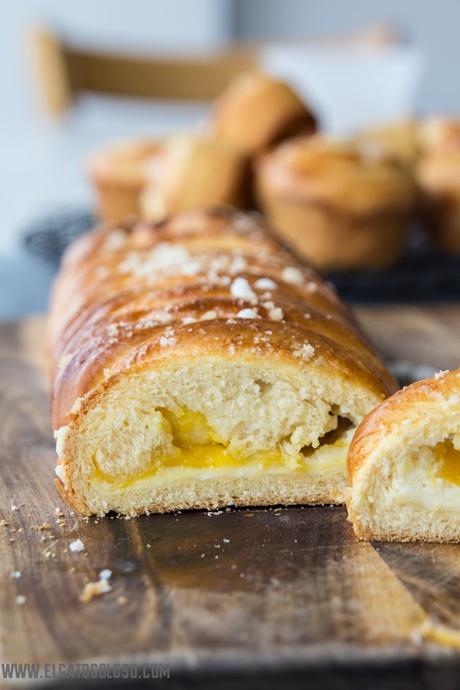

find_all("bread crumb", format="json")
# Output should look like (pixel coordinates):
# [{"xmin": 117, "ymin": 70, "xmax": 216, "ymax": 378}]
[
  {"xmin": 69, "ymin": 539, "xmax": 85, "ymax": 553},
  {"xmin": 79, "ymin": 578, "xmax": 111, "ymax": 603},
  {"xmin": 15, "ymin": 595, "xmax": 26, "ymax": 606},
  {"xmin": 117, "ymin": 595, "xmax": 128, "ymax": 605},
  {"xmin": 10, "ymin": 570, "xmax": 21, "ymax": 578},
  {"xmin": 34, "ymin": 523, "xmax": 52, "ymax": 531}
]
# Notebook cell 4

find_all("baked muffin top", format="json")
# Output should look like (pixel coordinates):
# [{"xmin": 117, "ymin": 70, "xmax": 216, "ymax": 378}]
[
  {"xmin": 354, "ymin": 119, "xmax": 419, "ymax": 169},
  {"xmin": 257, "ymin": 135, "xmax": 417, "ymax": 216},
  {"xmin": 417, "ymin": 118, "xmax": 460, "ymax": 195},
  {"xmin": 419, "ymin": 117, "xmax": 460, "ymax": 153},
  {"xmin": 210, "ymin": 71, "xmax": 317, "ymax": 155},
  {"xmin": 88, "ymin": 138, "xmax": 163, "ymax": 187}
]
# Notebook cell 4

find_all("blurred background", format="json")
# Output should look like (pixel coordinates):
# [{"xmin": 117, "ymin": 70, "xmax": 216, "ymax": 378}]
[{"xmin": 2, "ymin": 0, "xmax": 459, "ymax": 316}]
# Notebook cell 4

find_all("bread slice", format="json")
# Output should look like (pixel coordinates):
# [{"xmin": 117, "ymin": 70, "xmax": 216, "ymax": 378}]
[
  {"xmin": 348, "ymin": 369, "xmax": 460, "ymax": 542},
  {"xmin": 49, "ymin": 208, "xmax": 394, "ymax": 516}
]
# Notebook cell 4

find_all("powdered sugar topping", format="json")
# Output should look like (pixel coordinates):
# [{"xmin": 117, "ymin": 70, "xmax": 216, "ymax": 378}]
[
  {"xmin": 230, "ymin": 277, "xmax": 257, "ymax": 301},
  {"xmin": 159, "ymin": 327, "xmax": 177, "ymax": 347},
  {"xmin": 236, "ymin": 308, "xmax": 259, "ymax": 319},
  {"xmin": 254, "ymin": 277, "xmax": 277, "ymax": 290},
  {"xmin": 293, "ymin": 343, "xmax": 315, "ymax": 360},
  {"xmin": 118, "ymin": 243, "xmax": 190, "ymax": 276},
  {"xmin": 281, "ymin": 266, "xmax": 304, "ymax": 285}
]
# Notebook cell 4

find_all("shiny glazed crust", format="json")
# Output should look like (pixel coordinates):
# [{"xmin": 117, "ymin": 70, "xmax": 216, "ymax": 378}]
[{"xmin": 48, "ymin": 208, "xmax": 395, "ymax": 515}]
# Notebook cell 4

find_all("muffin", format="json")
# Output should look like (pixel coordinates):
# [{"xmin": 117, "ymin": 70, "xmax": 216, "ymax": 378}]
[
  {"xmin": 88, "ymin": 138, "xmax": 163, "ymax": 222},
  {"xmin": 418, "ymin": 117, "xmax": 460, "ymax": 153},
  {"xmin": 417, "ymin": 118, "xmax": 460, "ymax": 253},
  {"xmin": 354, "ymin": 119, "xmax": 419, "ymax": 171},
  {"xmin": 141, "ymin": 134, "xmax": 247, "ymax": 222},
  {"xmin": 209, "ymin": 71, "xmax": 317, "ymax": 156},
  {"xmin": 255, "ymin": 135, "xmax": 417, "ymax": 270}
]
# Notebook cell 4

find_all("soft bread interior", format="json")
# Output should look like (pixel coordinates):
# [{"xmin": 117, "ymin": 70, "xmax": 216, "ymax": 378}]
[
  {"xmin": 56, "ymin": 358, "xmax": 375, "ymax": 516},
  {"xmin": 349, "ymin": 427, "xmax": 460, "ymax": 543}
]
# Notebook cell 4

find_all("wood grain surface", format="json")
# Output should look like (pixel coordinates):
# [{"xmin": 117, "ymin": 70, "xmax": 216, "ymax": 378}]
[{"xmin": 2, "ymin": 307, "xmax": 460, "ymax": 689}]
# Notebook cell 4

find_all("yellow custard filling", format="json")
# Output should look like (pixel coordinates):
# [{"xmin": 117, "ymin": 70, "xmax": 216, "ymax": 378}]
[
  {"xmin": 434, "ymin": 439, "xmax": 460, "ymax": 486},
  {"xmin": 92, "ymin": 408, "xmax": 352, "ymax": 487},
  {"xmin": 159, "ymin": 408, "xmax": 218, "ymax": 447}
]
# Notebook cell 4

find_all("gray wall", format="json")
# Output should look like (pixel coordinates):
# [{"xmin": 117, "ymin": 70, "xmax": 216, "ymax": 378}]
[{"xmin": 234, "ymin": 0, "xmax": 459, "ymax": 113}]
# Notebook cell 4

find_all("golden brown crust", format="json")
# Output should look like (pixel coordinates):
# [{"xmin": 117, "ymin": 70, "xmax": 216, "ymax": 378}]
[
  {"xmin": 209, "ymin": 71, "xmax": 317, "ymax": 155},
  {"xmin": 48, "ymin": 208, "xmax": 395, "ymax": 434}
]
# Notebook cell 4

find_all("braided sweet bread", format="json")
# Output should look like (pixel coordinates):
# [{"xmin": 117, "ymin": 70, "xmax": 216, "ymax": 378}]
[
  {"xmin": 348, "ymin": 369, "xmax": 460, "ymax": 542},
  {"xmin": 48, "ymin": 208, "xmax": 394, "ymax": 516}
]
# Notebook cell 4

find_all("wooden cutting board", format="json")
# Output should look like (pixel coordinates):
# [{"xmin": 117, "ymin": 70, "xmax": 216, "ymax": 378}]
[{"xmin": 2, "ymin": 306, "xmax": 460, "ymax": 689}]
